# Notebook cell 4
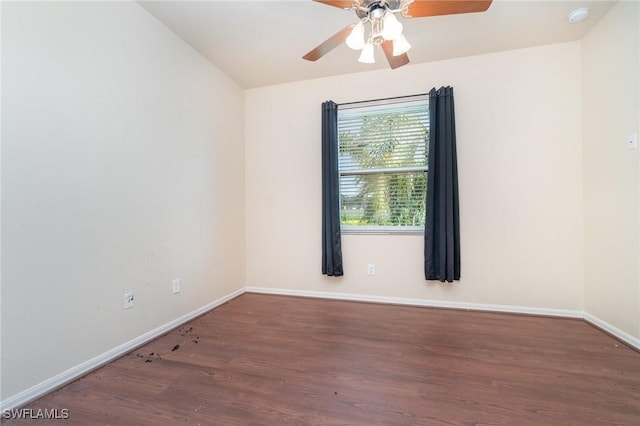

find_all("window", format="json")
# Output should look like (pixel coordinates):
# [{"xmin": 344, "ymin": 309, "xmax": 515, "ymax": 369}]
[{"xmin": 338, "ymin": 95, "xmax": 429, "ymax": 234}]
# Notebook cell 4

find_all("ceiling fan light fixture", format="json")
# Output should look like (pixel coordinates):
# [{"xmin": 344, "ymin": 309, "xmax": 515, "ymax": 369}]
[
  {"xmin": 358, "ymin": 42, "xmax": 375, "ymax": 63},
  {"xmin": 346, "ymin": 21, "xmax": 365, "ymax": 50},
  {"xmin": 392, "ymin": 33, "xmax": 411, "ymax": 56},
  {"xmin": 382, "ymin": 11, "xmax": 403, "ymax": 41},
  {"xmin": 305, "ymin": 0, "xmax": 494, "ymax": 69}
]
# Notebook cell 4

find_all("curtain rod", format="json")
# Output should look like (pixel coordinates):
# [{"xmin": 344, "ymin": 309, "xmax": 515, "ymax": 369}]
[{"xmin": 338, "ymin": 92, "xmax": 430, "ymax": 107}]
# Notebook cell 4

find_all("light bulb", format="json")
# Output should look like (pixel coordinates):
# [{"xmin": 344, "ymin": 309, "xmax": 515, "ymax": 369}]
[
  {"xmin": 358, "ymin": 42, "xmax": 375, "ymax": 64},
  {"xmin": 346, "ymin": 22, "xmax": 365, "ymax": 50},
  {"xmin": 392, "ymin": 33, "xmax": 411, "ymax": 56},
  {"xmin": 382, "ymin": 12, "xmax": 403, "ymax": 41}
]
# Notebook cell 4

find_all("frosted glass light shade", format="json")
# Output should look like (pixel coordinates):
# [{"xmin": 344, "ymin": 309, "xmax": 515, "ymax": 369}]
[
  {"xmin": 382, "ymin": 12, "xmax": 403, "ymax": 41},
  {"xmin": 346, "ymin": 22, "xmax": 365, "ymax": 50},
  {"xmin": 358, "ymin": 42, "xmax": 375, "ymax": 63},
  {"xmin": 392, "ymin": 34, "xmax": 411, "ymax": 56}
]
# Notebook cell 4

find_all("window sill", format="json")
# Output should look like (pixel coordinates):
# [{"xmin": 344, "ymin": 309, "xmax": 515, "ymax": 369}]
[{"xmin": 340, "ymin": 226, "xmax": 424, "ymax": 236}]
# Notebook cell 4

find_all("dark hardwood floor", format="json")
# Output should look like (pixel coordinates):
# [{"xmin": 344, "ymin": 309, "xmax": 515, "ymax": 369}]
[{"xmin": 5, "ymin": 293, "xmax": 640, "ymax": 425}]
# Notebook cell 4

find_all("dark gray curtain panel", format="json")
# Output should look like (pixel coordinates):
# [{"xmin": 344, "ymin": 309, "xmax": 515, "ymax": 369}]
[
  {"xmin": 321, "ymin": 101, "xmax": 343, "ymax": 276},
  {"xmin": 425, "ymin": 87, "xmax": 460, "ymax": 282}
]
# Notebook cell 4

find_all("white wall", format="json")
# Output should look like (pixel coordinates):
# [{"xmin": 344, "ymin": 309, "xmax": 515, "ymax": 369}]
[
  {"xmin": 246, "ymin": 42, "xmax": 584, "ymax": 311},
  {"xmin": 582, "ymin": 1, "xmax": 640, "ymax": 339},
  {"xmin": 1, "ymin": 2, "xmax": 245, "ymax": 399}
]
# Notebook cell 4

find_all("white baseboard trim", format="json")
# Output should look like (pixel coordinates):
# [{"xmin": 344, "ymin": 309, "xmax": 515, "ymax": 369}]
[
  {"xmin": 245, "ymin": 287, "xmax": 640, "ymax": 351},
  {"xmin": 583, "ymin": 312, "xmax": 640, "ymax": 350},
  {"xmin": 244, "ymin": 286, "xmax": 584, "ymax": 319},
  {"xmin": 0, "ymin": 287, "xmax": 245, "ymax": 412}
]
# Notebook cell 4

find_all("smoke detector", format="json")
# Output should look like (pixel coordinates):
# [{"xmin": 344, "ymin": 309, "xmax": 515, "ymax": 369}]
[{"xmin": 568, "ymin": 7, "xmax": 590, "ymax": 23}]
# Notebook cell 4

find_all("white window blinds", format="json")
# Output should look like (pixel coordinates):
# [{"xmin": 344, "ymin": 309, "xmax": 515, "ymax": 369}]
[{"xmin": 337, "ymin": 97, "xmax": 429, "ymax": 232}]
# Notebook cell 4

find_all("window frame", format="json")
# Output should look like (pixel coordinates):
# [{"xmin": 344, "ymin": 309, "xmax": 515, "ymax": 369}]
[{"xmin": 337, "ymin": 94, "xmax": 429, "ymax": 235}]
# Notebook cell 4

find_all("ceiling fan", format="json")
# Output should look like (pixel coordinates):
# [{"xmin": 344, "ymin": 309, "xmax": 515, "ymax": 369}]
[{"xmin": 303, "ymin": 0, "xmax": 493, "ymax": 69}]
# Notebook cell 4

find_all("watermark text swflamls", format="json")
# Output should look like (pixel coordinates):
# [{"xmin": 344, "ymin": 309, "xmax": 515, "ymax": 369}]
[{"xmin": 2, "ymin": 408, "xmax": 70, "ymax": 420}]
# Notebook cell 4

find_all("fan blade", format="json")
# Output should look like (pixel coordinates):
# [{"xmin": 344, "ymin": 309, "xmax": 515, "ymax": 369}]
[
  {"xmin": 303, "ymin": 25, "xmax": 355, "ymax": 61},
  {"xmin": 381, "ymin": 41, "xmax": 410, "ymax": 69},
  {"xmin": 402, "ymin": 0, "xmax": 492, "ymax": 18},
  {"xmin": 313, "ymin": 0, "xmax": 354, "ymax": 9}
]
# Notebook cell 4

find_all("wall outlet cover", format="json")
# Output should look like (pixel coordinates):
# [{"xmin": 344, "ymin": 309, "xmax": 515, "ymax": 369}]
[
  {"xmin": 367, "ymin": 264, "xmax": 375, "ymax": 275},
  {"xmin": 124, "ymin": 292, "xmax": 134, "ymax": 309}
]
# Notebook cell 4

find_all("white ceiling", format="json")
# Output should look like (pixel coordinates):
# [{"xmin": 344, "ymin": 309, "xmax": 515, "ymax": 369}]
[{"xmin": 138, "ymin": 0, "xmax": 616, "ymax": 88}]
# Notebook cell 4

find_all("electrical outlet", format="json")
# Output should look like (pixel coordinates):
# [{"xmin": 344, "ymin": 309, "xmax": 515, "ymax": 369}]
[
  {"xmin": 172, "ymin": 278, "xmax": 181, "ymax": 294},
  {"xmin": 367, "ymin": 264, "xmax": 375, "ymax": 275},
  {"xmin": 124, "ymin": 292, "xmax": 134, "ymax": 310}
]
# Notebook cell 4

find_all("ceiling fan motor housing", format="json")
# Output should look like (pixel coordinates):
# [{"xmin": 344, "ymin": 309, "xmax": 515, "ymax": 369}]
[{"xmin": 355, "ymin": 0, "xmax": 402, "ymax": 20}]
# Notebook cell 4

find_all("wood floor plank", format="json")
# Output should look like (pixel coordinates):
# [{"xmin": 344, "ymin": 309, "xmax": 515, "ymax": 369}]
[{"xmin": 4, "ymin": 293, "xmax": 640, "ymax": 425}]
